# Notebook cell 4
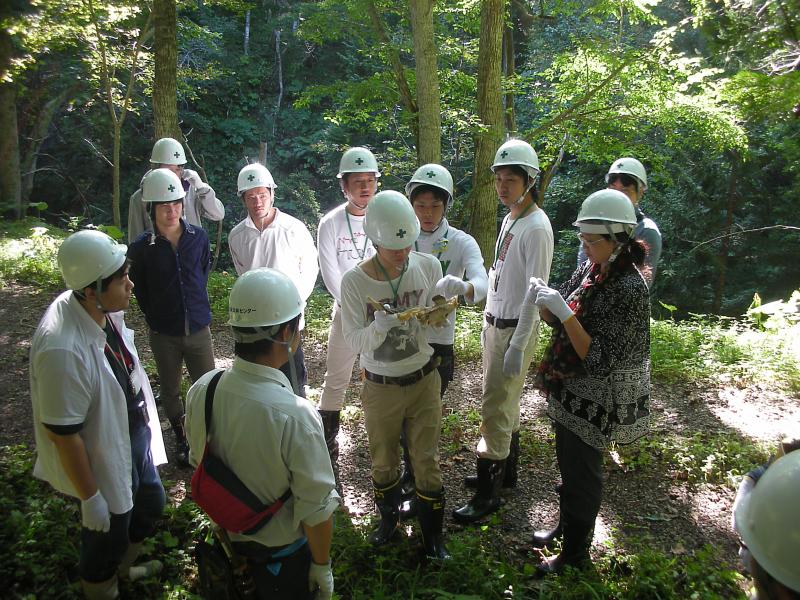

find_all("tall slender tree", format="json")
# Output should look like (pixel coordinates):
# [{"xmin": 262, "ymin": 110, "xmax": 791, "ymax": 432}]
[
  {"xmin": 153, "ymin": 0, "xmax": 179, "ymax": 139},
  {"xmin": 409, "ymin": 0, "xmax": 441, "ymax": 164}
]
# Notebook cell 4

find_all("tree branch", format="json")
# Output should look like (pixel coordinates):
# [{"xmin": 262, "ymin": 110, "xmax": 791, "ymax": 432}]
[{"xmin": 690, "ymin": 225, "xmax": 800, "ymax": 252}]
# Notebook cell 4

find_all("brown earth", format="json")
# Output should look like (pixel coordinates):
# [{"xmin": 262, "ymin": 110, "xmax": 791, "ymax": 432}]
[{"xmin": 3, "ymin": 282, "xmax": 798, "ymax": 594}]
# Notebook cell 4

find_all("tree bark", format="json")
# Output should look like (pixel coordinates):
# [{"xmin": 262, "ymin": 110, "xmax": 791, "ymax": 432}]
[
  {"xmin": 244, "ymin": 10, "xmax": 250, "ymax": 56},
  {"xmin": 502, "ymin": 23, "xmax": 516, "ymax": 134},
  {"xmin": 153, "ymin": 0, "xmax": 179, "ymax": 139},
  {"xmin": 467, "ymin": 0, "xmax": 506, "ymax": 268},
  {"xmin": 409, "ymin": 0, "xmax": 441, "ymax": 165},
  {"xmin": 0, "ymin": 28, "xmax": 21, "ymax": 219}
]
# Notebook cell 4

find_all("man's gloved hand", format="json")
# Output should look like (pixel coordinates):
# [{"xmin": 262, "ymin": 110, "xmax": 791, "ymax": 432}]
[
  {"xmin": 503, "ymin": 346, "xmax": 525, "ymax": 377},
  {"xmin": 372, "ymin": 310, "xmax": 400, "ymax": 334},
  {"xmin": 434, "ymin": 275, "xmax": 471, "ymax": 298},
  {"xmin": 81, "ymin": 490, "xmax": 111, "ymax": 532},
  {"xmin": 308, "ymin": 561, "xmax": 334, "ymax": 600},
  {"xmin": 535, "ymin": 286, "xmax": 574, "ymax": 323}
]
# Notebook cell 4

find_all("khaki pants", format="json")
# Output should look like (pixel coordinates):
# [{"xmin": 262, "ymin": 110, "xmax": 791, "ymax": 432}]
[
  {"xmin": 319, "ymin": 304, "xmax": 359, "ymax": 411},
  {"xmin": 477, "ymin": 322, "xmax": 539, "ymax": 460},
  {"xmin": 361, "ymin": 369, "xmax": 442, "ymax": 490}
]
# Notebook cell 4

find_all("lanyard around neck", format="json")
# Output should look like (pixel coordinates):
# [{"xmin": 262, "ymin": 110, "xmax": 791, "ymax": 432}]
[
  {"xmin": 372, "ymin": 255, "xmax": 408, "ymax": 305},
  {"xmin": 345, "ymin": 210, "xmax": 369, "ymax": 260},
  {"xmin": 493, "ymin": 202, "xmax": 533, "ymax": 267},
  {"xmin": 415, "ymin": 226, "xmax": 449, "ymax": 259}
]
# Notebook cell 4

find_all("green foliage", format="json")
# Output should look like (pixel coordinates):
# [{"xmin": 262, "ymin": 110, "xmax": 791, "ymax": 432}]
[
  {"xmin": 0, "ymin": 220, "xmax": 66, "ymax": 290},
  {"xmin": 452, "ymin": 303, "xmax": 483, "ymax": 362},
  {"xmin": 304, "ymin": 289, "xmax": 334, "ymax": 342},
  {"xmin": 207, "ymin": 270, "xmax": 236, "ymax": 323}
]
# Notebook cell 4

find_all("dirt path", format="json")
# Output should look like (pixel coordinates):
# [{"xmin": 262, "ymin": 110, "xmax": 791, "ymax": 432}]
[{"xmin": 4, "ymin": 282, "xmax": 797, "ymax": 587}]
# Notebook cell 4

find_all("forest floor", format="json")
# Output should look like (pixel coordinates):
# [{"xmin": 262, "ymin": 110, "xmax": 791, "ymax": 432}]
[{"xmin": 3, "ymin": 282, "xmax": 799, "ymax": 595}]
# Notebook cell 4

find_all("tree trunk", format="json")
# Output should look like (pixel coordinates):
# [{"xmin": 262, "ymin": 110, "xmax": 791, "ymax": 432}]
[
  {"xmin": 153, "ymin": 0, "xmax": 179, "ymax": 139},
  {"xmin": 467, "ymin": 0, "xmax": 506, "ymax": 268},
  {"xmin": 502, "ymin": 23, "xmax": 516, "ymax": 134},
  {"xmin": 244, "ymin": 10, "xmax": 250, "ymax": 56},
  {"xmin": 409, "ymin": 0, "xmax": 441, "ymax": 165},
  {"xmin": 712, "ymin": 152, "xmax": 739, "ymax": 314},
  {"xmin": 0, "ymin": 27, "xmax": 21, "ymax": 219}
]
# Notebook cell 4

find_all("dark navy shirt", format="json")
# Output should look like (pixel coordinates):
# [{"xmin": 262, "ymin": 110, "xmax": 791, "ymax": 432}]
[{"xmin": 128, "ymin": 219, "xmax": 212, "ymax": 336}]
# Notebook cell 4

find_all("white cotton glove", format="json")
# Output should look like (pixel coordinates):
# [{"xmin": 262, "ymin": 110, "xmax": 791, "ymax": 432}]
[
  {"xmin": 81, "ymin": 490, "xmax": 111, "ymax": 532},
  {"xmin": 502, "ymin": 346, "xmax": 525, "ymax": 377},
  {"xmin": 503, "ymin": 278, "xmax": 542, "ymax": 377},
  {"xmin": 434, "ymin": 275, "xmax": 471, "ymax": 298},
  {"xmin": 183, "ymin": 168, "xmax": 207, "ymax": 190},
  {"xmin": 535, "ymin": 286, "xmax": 574, "ymax": 323},
  {"xmin": 372, "ymin": 310, "xmax": 400, "ymax": 334},
  {"xmin": 308, "ymin": 561, "xmax": 334, "ymax": 600}
]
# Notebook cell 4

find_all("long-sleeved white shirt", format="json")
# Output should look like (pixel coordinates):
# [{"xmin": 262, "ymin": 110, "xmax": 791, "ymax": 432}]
[
  {"xmin": 414, "ymin": 218, "xmax": 488, "ymax": 344},
  {"xmin": 340, "ymin": 252, "xmax": 442, "ymax": 377},
  {"xmin": 228, "ymin": 210, "xmax": 319, "ymax": 329},
  {"xmin": 127, "ymin": 169, "xmax": 225, "ymax": 242},
  {"xmin": 486, "ymin": 206, "xmax": 553, "ymax": 320},
  {"xmin": 186, "ymin": 360, "xmax": 340, "ymax": 547},
  {"xmin": 317, "ymin": 202, "xmax": 375, "ymax": 304}
]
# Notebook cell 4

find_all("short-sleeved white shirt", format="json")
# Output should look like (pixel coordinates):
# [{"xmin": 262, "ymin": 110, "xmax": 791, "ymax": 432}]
[
  {"xmin": 317, "ymin": 202, "xmax": 375, "ymax": 304},
  {"xmin": 486, "ymin": 207, "xmax": 553, "ymax": 320},
  {"xmin": 414, "ymin": 219, "xmax": 488, "ymax": 344},
  {"xmin": 340, "ymin": 252, "xmax": 443, "ymax": 376},
  {"xmin": 30, "ymin": 292, "xmax": 166, "ymax": 514},
  {"xmin": 185, "ymin": 360, "xmax": 340, "ymax": 546}
]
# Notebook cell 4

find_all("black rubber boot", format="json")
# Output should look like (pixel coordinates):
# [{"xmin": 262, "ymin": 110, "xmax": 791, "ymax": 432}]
[
  {"xmin": 318, "ymin": 410, "xmax": 340, "ymax": 485},
  {"xmin": 416, "ymin": 489, "xmax": 451, "ymax": 560},
  {"xmin": 452, "ymin": 457, "xmax": 505, "ymax": 524},
  {"xmin": 464, "ymin": 431, "xmax": 519, "ymax": 489},
  {"xmin": 369, "ymin": 478, "xmax": 402, "ymax": 546},
  {"xmin": 169, "ymin": 418, "xmax": 190, "ymax": 468},
  {"xmin": 535, "ymin": 517, "xmax": 593, "ymax": 577},
  {"xmin": 531, "ymin": 521, "xmax": 563, "ymax": 549},
  {"xmin": 399, "ymin": 426, "xmax": 416, "ymax": 500}
]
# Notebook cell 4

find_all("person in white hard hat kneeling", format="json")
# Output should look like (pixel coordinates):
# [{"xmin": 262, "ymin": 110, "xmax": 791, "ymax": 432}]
[
  {"xmin": 528, "ymin": 189, "xmax": 651, "ymax": 576},
  {"xmin": 30, "ymin": 230, "xmax": 167, "ymax": 599},
  {"xmin": 453, "ymin": 139, "xmax": 553, "ymax": 524},
  {"xmin": 185, "ymin": 268, "xmax": 340, "ymax": 600},
  {"xmin": 228, "ymin": 163, "xmax": 319, "ymax": 398},
  {"xmin": 340, "ymin": 190, "xmax": 450, "ymax": 560},
  {"xmin": 127, "ymin": 168, "xmax": 217, "ymax": 467},
  {"xmin": 316, "ymin": 147, "xmax": 380, "ymax": 479},
  {"xmin": 128, "ymin": 137, "xmax": 224, "ymax": 242}
]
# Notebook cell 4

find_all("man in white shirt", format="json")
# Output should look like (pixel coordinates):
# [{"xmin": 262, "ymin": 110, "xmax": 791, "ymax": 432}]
[
  {"xmin": 186, "ymin": 268, "xmax": 339, "ymax": 600},
  {"xmin": 316, "ymin": 147, "xmax": 380, "ymax": 476},
  {"xmin": 340, "ymin": 191, "xmax": 450, "ymax": 560},
  {"xmin": 127, "ymin": 137, "xmax": 224, "ymax": 242},
  {"xmin": 228, "ymin": 163, "xmax": 319, "ymax": 397},
  {"xmin": 453, "ymin": 139, "xmax": 553, "ymax": 524},
  {"xmin": 30, "ymin": 230, "xmax": 167, "ymax": 599}
]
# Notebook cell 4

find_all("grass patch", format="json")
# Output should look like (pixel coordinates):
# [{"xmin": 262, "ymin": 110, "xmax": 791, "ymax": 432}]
[{"xmin": 0, "ymin": 219, "xmax": 65, "ymax": 291}]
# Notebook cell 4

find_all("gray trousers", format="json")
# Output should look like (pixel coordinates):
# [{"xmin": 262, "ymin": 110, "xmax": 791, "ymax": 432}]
[{"xmin": 149, "ymin": 326, "xmax": 215, "ymax": 422}]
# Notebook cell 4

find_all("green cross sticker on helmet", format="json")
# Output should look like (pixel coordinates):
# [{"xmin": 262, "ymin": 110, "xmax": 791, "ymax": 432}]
[
  {"xmin": 337, "ymin": 147, "xmax": 380, "ymax": 178},
  {"xmin": 491, "ymin": 139, "xmax": 540, "ymax": 180},
  {"xmin": 405, "ymin": 163, "xmax": 454, "ymax": 206},
  {"xmin": 237, "ymin": 163, "xmax": 276, "ymax": 195},
  {"xmin": 142, "ymin": 168, "xmax": 186, "ymax": 203},
  {"xmin": 606, "ymin": 157, "xmax": 648, "ymax": 191},
  {"xmin": 364, "ymin": 190, "xmax": 420, "ymax": 249},
  {"xmin": 150, "ymin": 137, "xmax": 186, "ymax": 166}
]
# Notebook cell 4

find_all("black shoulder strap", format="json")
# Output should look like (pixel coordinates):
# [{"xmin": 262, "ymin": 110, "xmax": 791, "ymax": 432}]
[{"xmin": 204, "ymin": 370, "xmax": 225, "ymax": 439}]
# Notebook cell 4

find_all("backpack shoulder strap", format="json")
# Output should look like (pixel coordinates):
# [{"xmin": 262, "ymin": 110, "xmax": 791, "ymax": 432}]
[{"xmin": 204, "ymin": 370, "xmax": 225, "ymax": 440}]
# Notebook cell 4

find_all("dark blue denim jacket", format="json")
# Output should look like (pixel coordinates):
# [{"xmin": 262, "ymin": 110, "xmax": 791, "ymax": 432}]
[{"xmin": 128, "ymin": 220, "xmax": 212, "ymax": 336}]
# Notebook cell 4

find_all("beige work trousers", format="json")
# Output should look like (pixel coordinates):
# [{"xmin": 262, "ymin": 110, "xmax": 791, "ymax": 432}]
[
  {"xmin": 477, "ymin": 321, "xmax": 540, "ymax": 460},
  {"xmin": 319, "ymin": 303, "xmax": 359, "ymax": 411},
  {"xmin": 361, "ymin": 369, "xmax": 442, "ymax": 491}
]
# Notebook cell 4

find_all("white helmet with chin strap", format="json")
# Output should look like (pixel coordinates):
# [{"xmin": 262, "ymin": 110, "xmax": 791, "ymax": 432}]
[
  {"xmin": 574, "ymin": 189, "xmax": 637, "ymax": 236},
  {"xmin": 142, "ymin": 168, "xmax": 186, "ymax": 203},
  {"xmin": 337, "ymin": 147, "xmax": 381, "ymax": 178},
  {"xmin": 58, "ymin": 230, "xmax": 128, "ymax": 291},
  {"xmin": 364, "ymin": 191, "xmax": 420, "ymax": 250},
  {"xmin": 606, "ymin": 157, "xmax": 648, "ymax": 193},
  {"xmin": 492, "ymin": 139, "xmax": 540, "ymax": 205},
  {"xmin": 405, "ymin": 163, "xmax": 454, "ymax": 207},
  {"xmin": 150, "ymin": 137, "xmax": 187, "ymax": 166}
]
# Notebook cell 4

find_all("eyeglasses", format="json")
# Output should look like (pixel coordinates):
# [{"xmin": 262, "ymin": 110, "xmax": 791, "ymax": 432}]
[
  {"xmin": 578, "ymin": 234, "xmax": 606, "ymax": 247},
  {"xmin": 608, "ymin": 173, "xmax": 638, "ymax": 188}
]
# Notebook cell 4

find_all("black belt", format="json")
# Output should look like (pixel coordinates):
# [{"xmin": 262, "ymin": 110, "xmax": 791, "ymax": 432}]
[
  {"xmin": 364, "ymin": 356, "xmax": 441, "ymax": 387},
  {"xmin": 485, "ymin": 313, "xmax": 519, "ymax": 329}
]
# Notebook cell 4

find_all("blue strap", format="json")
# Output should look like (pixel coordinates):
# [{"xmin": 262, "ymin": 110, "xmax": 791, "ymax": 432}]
[{"xmin": 265, "ymin": 536, "xmax": 308, "ymax": 576}]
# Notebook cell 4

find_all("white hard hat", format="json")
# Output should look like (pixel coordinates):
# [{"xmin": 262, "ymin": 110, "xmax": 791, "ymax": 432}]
[
  {"xmin": 735, "ymin": 451, "xmax": 800, "ymax": 592},
  {"xmin": 337, "ymin": 147, "xmax": 381, "ymax": 178},
  {"xmin": 405, "ymin": 164, "xmax": 454, "ymax": 206},
  {"xmin": 574, "ymin": 189, "xmax": 637, "ymax": 235},
  {"xmin": 141, "ymin": 168, "xmax": 186, "ymax": 203},
  {"xmin": 58, "ymin": 230, "xmax": 128, "ymax": 290},
  {"xmin": 150, "ymin": 138, "xmax": 187, "ymax": 165},
  {"xmin": 606, "ymin": 157, "xmax": 648, "ymax": 191},
  {"xmin": 228, "ymin": 268, "xmax": 304, "ymax": 330},
  {"xmin": 363, "ymin": 190, "xmax": 420, "ymax": 250},
  {"xmin": 238, "ymin": 163, "xmax": 276, "ymax": 195},
  {"xmin": 491, "ymin": 139, "xmax": 540, "ymax": 180}
]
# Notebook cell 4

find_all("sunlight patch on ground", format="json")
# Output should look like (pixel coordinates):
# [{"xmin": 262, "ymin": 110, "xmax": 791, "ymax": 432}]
[{"xmin": 709, "ymin": 388, "xmax": 800, "ymax": 441}]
